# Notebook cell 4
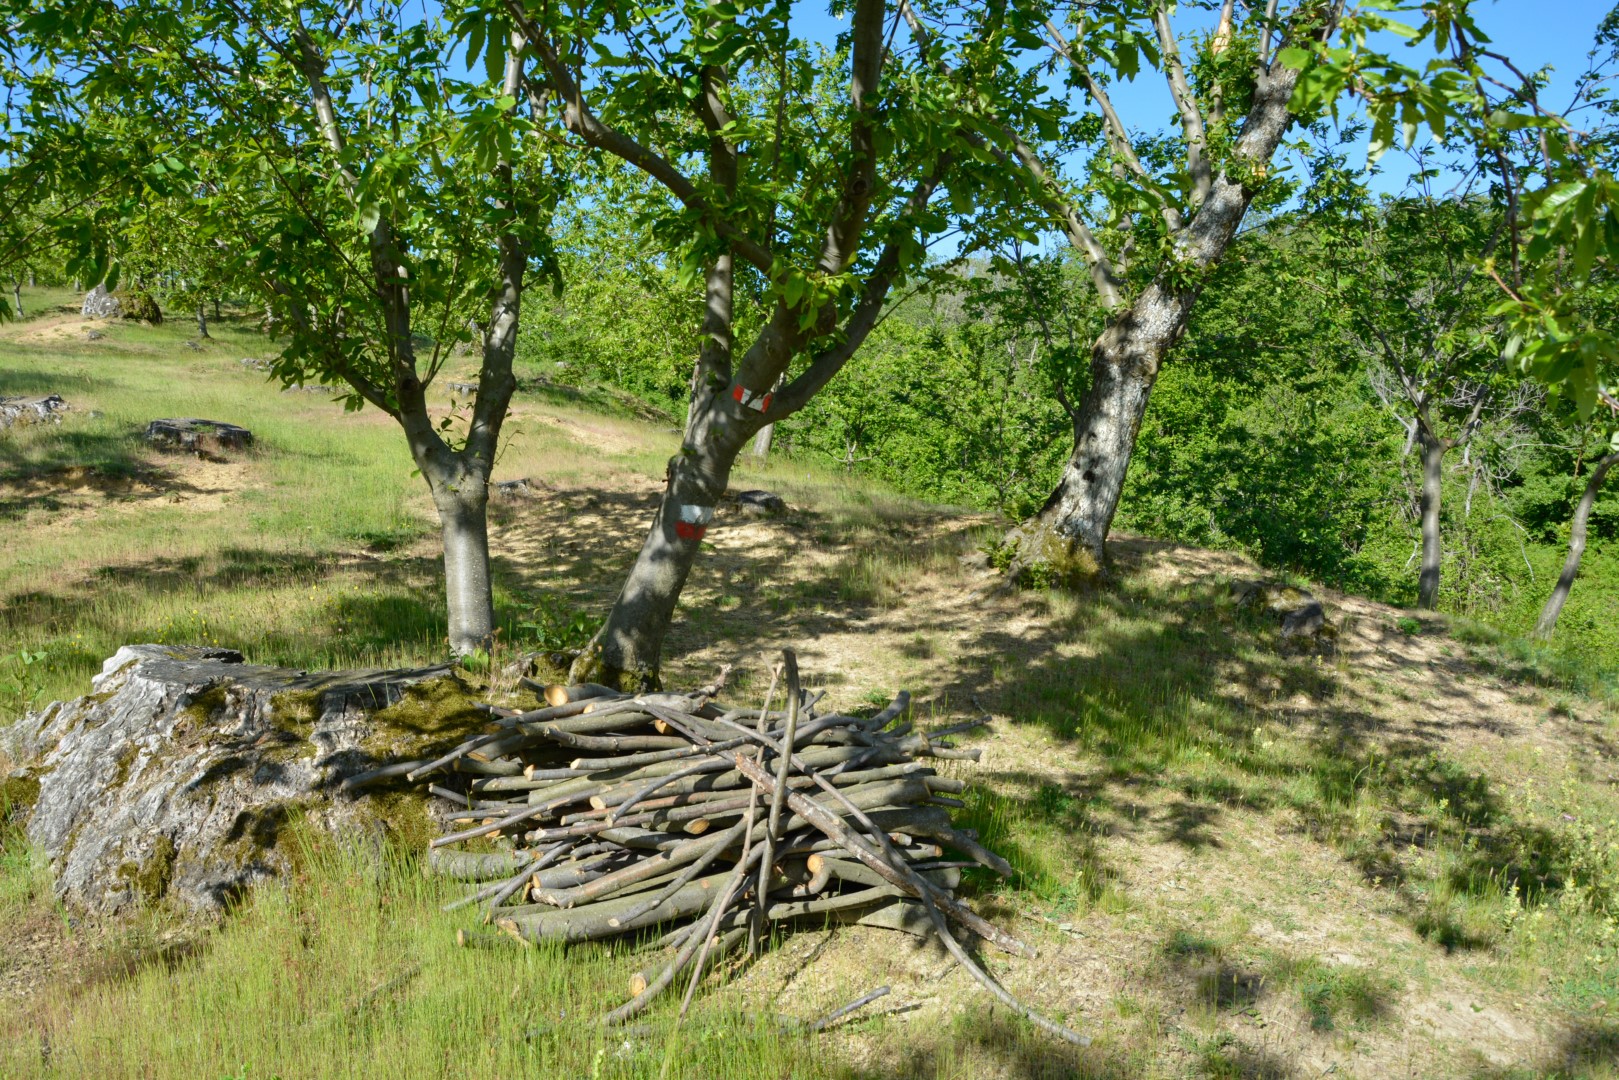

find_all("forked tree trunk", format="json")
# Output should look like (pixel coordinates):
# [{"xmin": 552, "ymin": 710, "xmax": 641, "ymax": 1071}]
[
  {"xmin": 1417, "ymin": 430, "xmax": 1446, "ymax": 610},
  {"xmin": 1535, "ymin": 451, "xmax": 1618, "ymax": 638},
  {"xmin": 1006, "ymin": 44, "xmax": 1308, "ymax": 579},
  {"xmin": 1006, "ymin": 287, "xmax": 1189, "ymax": 577},
  {"xmin": 196, "ymin": 302, "xmax": 210, "ymax": 339}
]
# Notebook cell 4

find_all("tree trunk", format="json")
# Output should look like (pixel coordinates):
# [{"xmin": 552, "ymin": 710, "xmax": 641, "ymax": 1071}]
[
  {"xmin": 431, "ymin": 477, "xmax": 496, "ymax": 656},
  {"xmin": 27, "ymin": 268, "xmax": 35, "ymax": 288},
  {"xmin": 1535, "ymin": 451, "xmax": 1618, "ymax": 638},
  {"xmin": 751, "ymin": 422, "xmax": 776, "ymax": 459},
  {"xmin": 196, "ymin": 302, "xmax": 210, "ymax": 339},
  {"xmin": 570, "ymin": 420, "xmax": 745, "ymax": 689},
  {"xmin": 1005, "ymin": 50, "xmax": 1307, "ymax": 579},
  {"xmin": 1417, "ymin": 430, "xmax": 1446, "ymax": 610},
  {"xmin": 1005, "ymin": 287, "xmax": 1188, "ymax": 578},
  {"xmin": 11, "ymin": 279, "xmax": 21, "ymax": 319},
  {"xmin": 572, "ymin": 259, "xmax": 756, "ymax": 690},
  {"xmin": 213, "ymin": 297, "xmax": 222, "ymax": 320},
  {"xmin": 749, "ymin": 376, "xmax": 786, "ymax": 459}
]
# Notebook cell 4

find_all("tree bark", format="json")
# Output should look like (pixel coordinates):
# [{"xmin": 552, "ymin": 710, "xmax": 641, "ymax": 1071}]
[
  {"xmin": 1418, "ymin": 429, "xmax": 1446, "ymax": 609},
  {"xmin": 11, "ymin": 279, "xmax": 21, "ymax": 319},
  {"xmin": 750, "ymin": 423, "xmax": 775, "ymax": 459},
  {"xmin": 213, "ymin": 297, "xmax": 222, "ymax": 320},
  {"xmin": 1006, "ymin": 285, "xmax": 1189, "ymax": 576},
  {"xmin": 571, "ymin": 259, "xmax": 759, "ymax": 690},
  {"xmin": 431, "ymin": 474, "xmax": 496, "ymax": 655},
  {"xmin": 196, "ymin": 302, "xmax": 210, "ymax": 339},
  {"xmin": 1535, "ymin": 451, "xmax": 1617, "ymax": 638}
]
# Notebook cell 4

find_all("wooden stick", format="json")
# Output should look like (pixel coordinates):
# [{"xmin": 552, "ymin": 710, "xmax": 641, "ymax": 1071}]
[{"xmin": 804, "ymin": 985, "xmax": 891, "ymax": 1032}]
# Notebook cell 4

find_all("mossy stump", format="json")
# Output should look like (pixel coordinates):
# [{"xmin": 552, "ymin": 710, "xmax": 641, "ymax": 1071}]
[{"xmin": 0, "ymin": 645, "xmax": 490, "ymax": 914}]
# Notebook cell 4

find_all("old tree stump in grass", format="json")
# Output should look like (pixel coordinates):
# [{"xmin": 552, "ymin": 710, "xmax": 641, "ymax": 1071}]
[
  {"xmin": 0, "ymin": 646, "xmax": 486, "ymax": 914},
  {"xmin": 145, "ymin": 418, "xmax": 254, "ymax": 455},
  {"xmin": 0, "ymin": 394, "xmax": 69, "ymax": 429}
]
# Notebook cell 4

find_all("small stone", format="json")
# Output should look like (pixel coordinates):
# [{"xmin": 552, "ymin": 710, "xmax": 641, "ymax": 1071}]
[
  {"xmin": 447, "ymin": 381, "xmax": 479, "ymax": 397},
  {"xmin": 81, "ymin": 284, "xmax": 122, "ymax": 319},
  {"xmin": 732, "ymin": 489, "xmax": 788, "ymax": 516},
  {"xmin": 145, "ymin": 418, "xmax": 255, "ymax": 454},
  {"xmin": 239, "ymin": 357, "xmax": 272, "ymax": 372},
  {"xmin": 0, "ymin": 394, "xmax": 69, "ymax": 429},
  {"xmin": 85, "ymin": 329, "xmax": 106, "ymax": 342}
]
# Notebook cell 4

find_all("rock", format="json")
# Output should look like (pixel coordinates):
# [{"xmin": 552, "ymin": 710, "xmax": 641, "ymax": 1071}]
[
  {"xmin": 1232, "ymin": 580, "xmax": 1336, "ymax": 646},
  {"xmin": 82, "ymin": 284, "xmax": 122, "ymax": 319},
  {"xmin": 85, "ymin": 329, "xmax": 106, "ymax": 342},
  {"xmin": 0, "ymin": 645, "xmax": 478, "ymax": 914},
  {"xmin": 145, "ymin": 418, "xmax": 255, "ymax": 454},
  {"xmin": 118, "ymin": 290, "xmax": 162, "ymax": 324},
  {"xmin": 1279, "ymin": 600, "xmax": 1328, "ymax": 640},
  {"xmin": 491, "ymin": 477, "xmax": 540, "ymax": 500},
  {"xmin": 447, "ymin": 381, "xmax": 479, "ymax": 397},
  {"xmin": 0, "ymin": 394, "xmax": 69, "ymax": 429},
  {"xmin": 731, "ymin": 489, "xmax": 788, "ymax": 516},
  {"xmin": 239, "ymin": 357, "xmax": 272, "ymax": 371},
  {"xmin": 182, "ymin": 339, "xmax": 203, "ymax": 351},
  {"xmin": 281, "ymin": 383, "xmax": 339, "ymax": 395}
]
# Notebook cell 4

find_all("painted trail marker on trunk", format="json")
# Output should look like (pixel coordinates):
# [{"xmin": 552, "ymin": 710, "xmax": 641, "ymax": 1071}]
[
  {"xmin": 731, "ymin": 384, "xmax": 773, "ymax": 413},
  {"xmin": 675, "ymin": 504, "xmax": 714, "ymax": 542}
]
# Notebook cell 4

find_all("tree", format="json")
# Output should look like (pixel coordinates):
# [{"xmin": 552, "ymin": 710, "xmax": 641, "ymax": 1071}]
[
  {"xmin": 1321, "ymin": 191, "xmax": 1527, "ymax": 608},
  {"xmin": 10, "ymin": 0, "xmax": 565, "ymax": 655},
  {"xmin": 489, "ymin": 0, "xmax": 1016, "ymax": 686},
  {"xmin": 958, "ymin": 0, "xmax": 1349, "ymax": 579},
  {"xmin": 1288, "ymin": 0, "xmax": 1619, "ymax": 633}
]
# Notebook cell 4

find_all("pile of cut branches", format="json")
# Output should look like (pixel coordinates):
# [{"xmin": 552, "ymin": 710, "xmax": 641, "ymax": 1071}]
[{"xmin": 355, "ymin": 650, "xmax": 1085, "ymax": 1043}]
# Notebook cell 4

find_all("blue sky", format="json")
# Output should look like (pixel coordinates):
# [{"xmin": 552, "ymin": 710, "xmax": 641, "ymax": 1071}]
[{"xmin": 792, "ymin": 1, "xmax": 1616, "ymax": 197}]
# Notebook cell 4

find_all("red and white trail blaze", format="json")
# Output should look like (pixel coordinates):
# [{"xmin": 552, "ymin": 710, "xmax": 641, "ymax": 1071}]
[
  {"xmin": 731, "ymin": 384, "xmax": 772, "ymax": 413},
  {"xmin": 675, "ymin": 504, "xmax": 714, "ymax": 541}
]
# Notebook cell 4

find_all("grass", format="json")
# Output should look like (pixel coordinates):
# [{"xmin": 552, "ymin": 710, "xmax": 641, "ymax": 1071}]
[
  {"xmin": 0, "ymin": 831, "xmax": 821, "ymax": 1080},
  {"xmin": 4, "ymin": 286, "xmax": 1619, "ymax": 1077}
]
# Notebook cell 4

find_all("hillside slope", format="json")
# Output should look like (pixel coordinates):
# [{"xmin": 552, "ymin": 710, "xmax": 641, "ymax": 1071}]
[{"xmin": 1, "ymin": 297, "xmax": 1616, "ymax": 1078}]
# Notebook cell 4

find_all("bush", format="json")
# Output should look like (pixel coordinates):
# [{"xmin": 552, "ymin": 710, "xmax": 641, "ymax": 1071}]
[{"xmin": 117, "ymin": 290, "xmax": 163, "ymax": 324}]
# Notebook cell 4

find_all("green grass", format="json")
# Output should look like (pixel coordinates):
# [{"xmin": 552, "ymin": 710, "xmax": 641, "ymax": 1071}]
[{"xmin": 0, "ymin": 832, "xmax": 822, "ymax": 1080}]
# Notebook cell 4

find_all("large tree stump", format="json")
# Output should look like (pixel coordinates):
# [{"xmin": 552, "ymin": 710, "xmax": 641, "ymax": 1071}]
[
  {"xmin": 145, "ymin": 418, "xmax": 255, "ymax": 454},
  {"xmin": 1, "ymin": 646, "xmax": 485, "ymax": 914}
]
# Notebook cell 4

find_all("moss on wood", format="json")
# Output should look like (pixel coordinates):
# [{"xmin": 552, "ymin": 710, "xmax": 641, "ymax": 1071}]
[
  {"xmin": 116, "ymin": 834, "xmax": 177, "ymax": 905},
  {"xmin": 362, "ymin": 676, "xmax": 486, "ymax": 760}
]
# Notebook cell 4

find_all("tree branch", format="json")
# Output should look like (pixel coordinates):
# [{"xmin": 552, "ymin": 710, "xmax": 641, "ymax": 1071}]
[
  {"xmin": 1153, "ymin": 4, "xmax": 1211, "ymax": 208},
  {"xmin": 504, "ymin": 0, "xmax": 773, "ymax": 275},
  {"xmin": 816, "ymin": 0, "xmax": 887, "ymax": 277},
  {"xmin": 898, "ymin": 0, "xmax": 1124, "ymax": 308},
  {"xmin": 1044, "ymin": 18, "xmax": 1182, "ymax": 231}
]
